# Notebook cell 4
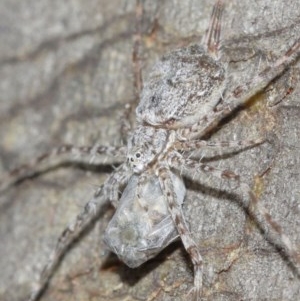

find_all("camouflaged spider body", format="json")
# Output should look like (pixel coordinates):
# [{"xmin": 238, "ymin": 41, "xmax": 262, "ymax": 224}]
[
  {"xmin": 1, "ymin": 1, "xmax": 300, "ymax": 300},
  {"xmin": 136, "ymin": 44, "xmax": 226, "ymax": 128}
]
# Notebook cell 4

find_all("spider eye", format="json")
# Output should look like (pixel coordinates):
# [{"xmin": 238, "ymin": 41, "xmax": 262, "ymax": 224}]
[
  {"xmin": 150, "ymin": 95, "xmax": 162, "ymax": 107},
  {"xmin": 166, "ymin": 118, "xmax": 176, "ymax": 126},
  {"xmin": 135, "ymin": 153, "xmax": 141, "ymax": 158},
  {"xmin": 167, "ymin": 78, "xmax": 175, "ymax": 86}
]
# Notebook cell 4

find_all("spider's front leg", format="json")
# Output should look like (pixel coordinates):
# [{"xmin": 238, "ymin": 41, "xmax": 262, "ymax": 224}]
[
  {"xmin": 27, "ymin": 164, "xmax": 131, "ymax": 301},
  {"xmin": 0, "ymin": 144, "xmax": 126, "ymax": 193},
  {"xmin": 158, "ymin": 167, "xmax": 203, "ymax": 301},
  {"xmin": 169, "ymin": 153, "xmax": 300, "ymax": 274},
  {"xmin": 175, "ymin": 136, "xmax": 265, "ymax": 153}
]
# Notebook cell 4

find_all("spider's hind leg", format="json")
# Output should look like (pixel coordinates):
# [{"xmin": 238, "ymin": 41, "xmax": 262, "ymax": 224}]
[
  {"xmin": 181, "ymin": 38, "xmax": 300, "ymax": 141},
  {"xmin": 202, "ymin": 0, "xmax": 224, "ymax": 58},
  {"xmin": 120, "ymin": 0, "xmax": 145, "ymax": 141}
]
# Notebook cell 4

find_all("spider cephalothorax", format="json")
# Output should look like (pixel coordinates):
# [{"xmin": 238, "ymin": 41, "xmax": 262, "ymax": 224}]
[{"xmin": 127, "ymin": 125, "xmax": 169, "ymax": 172}]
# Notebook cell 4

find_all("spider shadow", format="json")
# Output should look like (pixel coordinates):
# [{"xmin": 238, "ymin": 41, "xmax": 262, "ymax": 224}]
[
  {"xmin": 101, "ymin": 241, "xmax": 183, "ymax": 287},
  {"xmin": 0, "ymin": 161, "xmax": 117, "ymax": 212},
  {"xmin": 100, "ymin": 171, "xmax": 300, "ymax": 290},
  {"xmin": 190, "ymin": 143, "xmax": 269, "ymax": 165},
  {"xmin": 12, "ymin": 163, "xmax": 115, "ymax": 301},
  {"xmin": 2, "ymin": 149, "xmax": 299, "ymax": 296},
  {"xmin": 185, "ymin": 177, "xmax": 300, "ymax": 280}
]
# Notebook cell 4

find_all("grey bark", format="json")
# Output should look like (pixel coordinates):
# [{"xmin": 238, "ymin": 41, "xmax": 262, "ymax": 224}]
[{"xmin": 0, "ymin": 0, "xmax": 299, "ymax": 300}]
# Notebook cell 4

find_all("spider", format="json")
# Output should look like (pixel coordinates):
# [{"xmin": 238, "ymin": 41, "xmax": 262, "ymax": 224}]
[{"xmin": 0, "ymin": 0, "xmax": 300, "ymax": 300}]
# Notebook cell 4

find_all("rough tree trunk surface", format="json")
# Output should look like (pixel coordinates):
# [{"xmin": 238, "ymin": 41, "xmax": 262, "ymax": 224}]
[{"xmin": 0, "ymin": 0, "xmax": 299, "ymax": 300}]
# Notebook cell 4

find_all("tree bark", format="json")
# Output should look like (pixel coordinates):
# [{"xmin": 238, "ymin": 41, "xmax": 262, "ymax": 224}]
[{"xmin": 0, "ymin": 0, "xmax": 299, "ymax": 300}]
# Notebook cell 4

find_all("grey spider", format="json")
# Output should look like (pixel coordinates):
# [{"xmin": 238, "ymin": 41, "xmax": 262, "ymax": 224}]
[{"xmin": 1, "ymin": 0, "xmax": 300, "ymax": 300}]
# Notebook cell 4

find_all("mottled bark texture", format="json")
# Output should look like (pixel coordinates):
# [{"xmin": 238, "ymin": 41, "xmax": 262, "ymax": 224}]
[{"xmin": 0, "ymin": 0, "xmax": 299, "ymax": 300}]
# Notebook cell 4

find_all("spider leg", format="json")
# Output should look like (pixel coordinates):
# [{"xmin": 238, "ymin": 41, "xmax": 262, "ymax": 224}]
[
  {"xmin": 136, "ymin": 170, "xmax": 149, "ymax": 208},
  {"xmin": 132, "ymin": 0, "xmax": 144, "ymax": 98},
  {"xmin": 174, "ymin": 137, "xmax": 265, "ymax": 152},
  {"xmin": 181, "ymin": 38, "xmax": 300, "ymax": 141},
  {"xmin": 0, "ymin": 144, "xmax": 125, "ymax": 193},
  {"xmin": 158, "ymin": 167, "xmax": 203, "ymax": 301},
  {"xmin": 202, "ymin": 0, "xmax": 224, "ymax": 58},
  {"xmin": 120, "ymin": 0, "xmax": 145, "ymax": 140},
  {"xmin": 27, "ymin": 164, "xmax": 131, "ymax": 301},
  {"xmin": 169, "ymin": 154, "xmax": 299, "ymax": 273}
]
